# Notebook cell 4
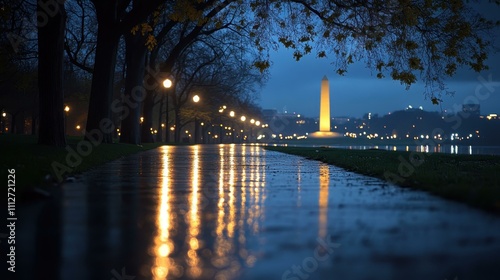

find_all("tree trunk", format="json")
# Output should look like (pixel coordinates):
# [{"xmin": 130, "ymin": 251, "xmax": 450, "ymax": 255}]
[
  {"xmin": 174, "ymin": 108, "xmax": 181, "ymax": 143},
  {"xmin": 32, "ymin": 91, "xmax": 39, "ymax": 135},
  {"xmin": 37, "ymin": 0, "xmax": 66, "ymax": 147},
  {"xmin": 31, "ymin": 116, "xmax": 37, "ymax": 135},
  {"xmin": 157, "ymin": 94, "xmax": 164, "ymax": 142},
  {"xmin": 85, "ymin": 7, "xmax": 119, "ymax": 144},
  {"xmin": 141, "ymin": 49, "xmax": 162, "ymax": 143},
  {"xmin": 140, "ymin": 89, "xmax": 156, "ymax": 143},
  {"xmin": 10, "ymin": 112, "xmax": 17, "ymax": 134},
  {"xmin": 120, "ymin": 32, "xmax": 147, "ymax": 145}
]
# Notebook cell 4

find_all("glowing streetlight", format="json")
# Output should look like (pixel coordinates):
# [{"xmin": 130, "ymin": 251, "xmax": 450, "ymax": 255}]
[
  {"xmin": 240, "ymin": 116, "xmax": 246, "ymax": 122},
  {"xmin": 255, "ymin": 121, "xmax": 261, "ymax": 126},
  {"xmin": 229, "ymin": 111, "xmax": 235, "ymax": 117},
  {"xmin": 76, "ymin": 125, "xmax": 81, "ymax": 130},
  {"xmin": 163, "ymin": 78, "xmax": 172, "ymax": 89},
  {"xmin": 2, "ymin": 112, "xmax": 6, "ymax": 117},
  {"xmin": 64, "ymin": 106, "xmax": 70, "ymax": 112},
  {"xmin": 163, "ymin": 78, "xmax": 173, "ymax": 142},
  {"xmin": 250, "ymin": 119, "xmax": 255, "ymax": 124},
  {"xmin": 192, "ymin": 95, "xmax": 201, "ymax": 143}
]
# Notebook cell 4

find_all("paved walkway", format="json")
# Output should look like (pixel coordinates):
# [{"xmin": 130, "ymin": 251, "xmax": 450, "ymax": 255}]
[{"xmin": 18, "ymin": 144, "xmax": 500, "ymax": 280}]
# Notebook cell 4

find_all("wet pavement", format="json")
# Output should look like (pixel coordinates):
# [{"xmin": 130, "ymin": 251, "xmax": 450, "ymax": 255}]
[{"xmin": 16, "ymin": 144, "xmax": 500, "ymax": 280}]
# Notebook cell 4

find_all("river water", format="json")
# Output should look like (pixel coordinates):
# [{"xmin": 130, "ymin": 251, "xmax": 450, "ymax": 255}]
[{"xmin": 277, "ymin": 144, "xmax": 500, "ymax": 155}]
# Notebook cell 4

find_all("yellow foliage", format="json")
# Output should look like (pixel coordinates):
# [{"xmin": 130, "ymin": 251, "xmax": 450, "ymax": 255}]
[
  {"xmin": 141, "ymin": 23, "xmax": 152, "ymax": 36},
  {"xmin": 131, "ymin": 25, "xmax": 139, "ymax": 35},
  {"xmin": 146, "ymin": 34, "xmax": 157, "ymax": 51}
]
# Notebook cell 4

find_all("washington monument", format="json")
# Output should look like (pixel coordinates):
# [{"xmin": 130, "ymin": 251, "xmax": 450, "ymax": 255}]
[
  {"xmin": 309, "ymin": 76, "xmax": 341, "ymax": 138},
  {"xmin": 319, "ymin": 76, "xmax": 330, "ymax": 132}
]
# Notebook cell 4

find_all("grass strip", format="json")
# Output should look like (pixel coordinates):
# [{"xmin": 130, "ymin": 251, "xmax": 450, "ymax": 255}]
[
  {"xmin": 0, "ymin": 134, "xmax": 164, "ymax": 197},
  {"xmin": 265, "ymin": 146, "xmax": 500, "ymax": 213}
]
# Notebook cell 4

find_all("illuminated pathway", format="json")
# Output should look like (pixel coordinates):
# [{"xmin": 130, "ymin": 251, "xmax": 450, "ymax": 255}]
[{"xmin": 18, "ymin": 144, "xmax": 500, "ymax": 280}]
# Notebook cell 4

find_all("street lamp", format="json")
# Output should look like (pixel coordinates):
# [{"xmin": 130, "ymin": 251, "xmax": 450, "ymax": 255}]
[
  {"xmin": 163, "ymin": 78, "xmax": 173, "ymax": 142},
  {"xmin": 193, "ymin": 95, "xmax": 200, "ymax": 143},
  {"xmin": 249, "ymin": 119, "xmax": 255, "ymax": 142},
  {"xmin": 64, "ymin": 106, "xmax": 70, "ymax": 135},
  {"xmin": 229, "ymin": 111, "xmax": 235, "ymax": 143},
  {"xmin": 240, "ymin": 116, "xmax": 247, "ymax": 143},
  {"xmin": 1, "ymin": 112, "xmax": 6, "ymax": 133}
]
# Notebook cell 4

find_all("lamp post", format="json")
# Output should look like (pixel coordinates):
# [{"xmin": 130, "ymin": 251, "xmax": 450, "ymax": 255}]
[
  {"xmin": 64, "ymin": 105, "xmax": 70, "ymax": 135},
  {"xmin": 229, "ymin": 110, "xmax": 235, "ymax": 143},
  {"xmin": 1, "ymin": 112, "xmax": 6, "ymax": 133},
  {"xmin": 240, "ymin": 115, "xmax": 246, "ymax": 143},
  {"xmin": 250, "ymin": 119, "xmax": 255, "ymax": 142},
  {"xmin": 218, "ymin": 105, "xmax": 225, "ymax": 143},
  {"xmin": 163, "ymin": 78, "xmax": 173, "ymax": 142},
  {"xmin": 193, "ymin": 95, "xmax": 200, "ymax": 144}
]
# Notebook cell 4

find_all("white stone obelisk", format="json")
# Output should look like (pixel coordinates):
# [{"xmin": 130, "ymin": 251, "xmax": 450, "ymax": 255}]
[{"xmin": 319, "ymin": 76, "xmax": 330, "ymax": 132}]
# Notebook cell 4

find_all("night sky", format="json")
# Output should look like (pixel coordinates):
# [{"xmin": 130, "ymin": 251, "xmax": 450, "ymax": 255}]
[{"xmin": 259, "ymin": 3, "xmax": 500, "ymax": 119}]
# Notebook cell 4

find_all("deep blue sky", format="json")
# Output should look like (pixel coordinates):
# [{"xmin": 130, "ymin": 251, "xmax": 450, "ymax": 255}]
[{"xmin": 259, "ymin": 3, "xmax": 500, "ymax": 119}]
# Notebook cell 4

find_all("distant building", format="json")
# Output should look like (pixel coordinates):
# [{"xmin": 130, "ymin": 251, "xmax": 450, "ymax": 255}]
[{"xmin": 462, "ymin": 103, "xmax": 480, "ymax": 116}]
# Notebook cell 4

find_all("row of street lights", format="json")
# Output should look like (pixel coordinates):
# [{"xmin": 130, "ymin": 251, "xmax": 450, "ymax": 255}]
[
  {"xmin": 218, "ymin": 105, "xmax": 263, "ymax": 143},
  {"xmin": 161, "ymin": 77, "xmax": 266, "ymax": 143}
]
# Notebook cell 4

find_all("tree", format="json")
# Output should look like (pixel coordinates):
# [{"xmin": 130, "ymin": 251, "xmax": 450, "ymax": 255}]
[
  {"xmin": 122, "ymin": 0, "xmax": 237, "ymax": 144},
  {"xmin": 85, "ymin": 0, "xmax": 163, "ymax": 144},
  {"xmin": 166, "ymin": 33, "xmax": 263, "ymax": 143},
  {"xmin": 246, "ymin": 0, "xmax": 498, "ymax": 99},
  {"xmin": 1, "ymin": 0, "xmax": 39, "ymax": 135},
  {"xmin": 64, "ymin": 0, "xmax": 97, "ymax": 74},
  {"xmin": 37, "ymin": 0, "xmax": 67, "ymax": 146}
]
